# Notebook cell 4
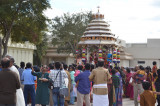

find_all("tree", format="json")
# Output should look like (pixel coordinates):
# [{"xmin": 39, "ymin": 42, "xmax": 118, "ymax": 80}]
[
  {"xmin": 33, "ymin": 33, "xmax": 48, "ymax": 66},
  {"xmin": 51, "ymin": 11, "xmax": 92, "ymax": 54},
  {"xmin": 0, "ymin": 0, "xmax": 50, "ymax": 60}
]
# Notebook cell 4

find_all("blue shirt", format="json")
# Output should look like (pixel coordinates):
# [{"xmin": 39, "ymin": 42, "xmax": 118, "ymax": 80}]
[
  {"xmin": 75, "ymin": 70, "xmax": 91, "ymax": 94},
  {"xmin": 18, "ymin": 68, "xmax": 25, "ymax": 84},
  {"xmin": 21, "ymin": 68, "xmax": 36, "ymax": 85}
]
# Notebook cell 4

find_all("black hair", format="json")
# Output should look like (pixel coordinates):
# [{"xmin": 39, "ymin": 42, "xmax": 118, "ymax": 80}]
[
  {"xmin": 26, "ymin": 62, "xmax": 32, "ymax": 68},
  {"xmin": 153, "ymin": 61, "xmax": 157, "ymax": 65},
  {"xmin": 126, "ymin": 68, "xmax": 131, "ymax": 73},
  {"xmin": 111, "ymin": 69, "xmax": 116, "ymax": 75},
  {"xmin": 145, "ymin": 66, "xmax": 151, "ymax": 73},
  {"xmin": 55, "ymin": 62, "xmax": 61, "ymax": 69},
  {"xmin": 78, "ymin": 65, "xmax": 83, "ymax": 70},
  {"xmin": 85, "ymin": 63, "xmax": 91, "ymax": 70},
  {"xmin": 69, "ymin": 65, "xmax": 75, "ymax": 71},
  {"xmin": 142, "ymin": 81, "xmax": 151, "ymax": 90},
  {"xmin": 49, "ymin": 63, "xmax": 54, "ymax": 69},
  {"xmin": 1, "ymin": 59, "xmax": 10, "ymax": 68},
  {"xmin": 72, "ymin": 63, "xmax": 77, "ymax": 68},
  {"xmin": 90, "ymin": 64, "xmax": 95, "ymax": 72},
  {"xmin": 33, "ymin": 66, "xmax": 40, "ymax": 72},
  {"xmin": 10, "ymin": 57, "xmax": 15, "ymax": 63},
  {"xmin": 98, "ymin": 61, "xmax": 104, "ymax": 67},
  {"xmin": 63, "ymin": 64, "xmax": 68, "ymax": 70},
  {"xmin": 114, "ymin": 66, "xmax": 119, "ymax": 71},
  {"xmin": 20, "ymin": 62, "xmax": 25, "ymax": 68},
  {"xmin": 139, "ymin": 65, "xmax": 144, "ymax": 70}
]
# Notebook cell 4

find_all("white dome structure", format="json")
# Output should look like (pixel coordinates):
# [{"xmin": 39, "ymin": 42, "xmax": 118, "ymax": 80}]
[{"xmin": 78, "ymin": 9, "xmax": 118, "ymax": 47}]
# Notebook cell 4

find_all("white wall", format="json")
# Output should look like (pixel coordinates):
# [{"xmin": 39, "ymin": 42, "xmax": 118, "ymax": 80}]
[
  {"xmin": 7, "ymin": 47, "xmax": 34, "ymax": 66},
  {"xmin": 119, "ymin": 60, "xmax": 130, "ymax": 68},
  {"xmin": 126, "ymin": 39, "xmax": 160, "ymax": 68}
]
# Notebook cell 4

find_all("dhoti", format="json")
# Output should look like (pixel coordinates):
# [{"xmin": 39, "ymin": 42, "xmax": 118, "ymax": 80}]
[
  {"xmin": 16, "ymin": 88, "xmax": 25, "ymax": 106},
  {"xmin": 93, "ymin": 84, "xmax": 109, "ymax": 106}
]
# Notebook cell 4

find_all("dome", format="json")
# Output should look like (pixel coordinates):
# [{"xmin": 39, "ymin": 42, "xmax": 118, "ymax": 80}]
[{"xmin": 78, "ymin": 7, "xmax": 117, "ymax": 46}]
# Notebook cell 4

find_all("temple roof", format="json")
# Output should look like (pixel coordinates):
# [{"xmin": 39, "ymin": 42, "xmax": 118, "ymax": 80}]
[{"xmin": 78, "ymin": 8, "xmax": 118, "ymax": 46}]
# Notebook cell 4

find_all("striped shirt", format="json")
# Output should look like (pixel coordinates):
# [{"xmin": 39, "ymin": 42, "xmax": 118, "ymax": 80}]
[{"xmin": 49, "ymin": 69, "xmax": 68, "ymax": 87}]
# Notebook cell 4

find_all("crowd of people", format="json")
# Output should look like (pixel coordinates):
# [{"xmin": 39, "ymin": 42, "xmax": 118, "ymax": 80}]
[{"xmin": 0, "ymin": 55, "xmax": 160, "ymax": 106}]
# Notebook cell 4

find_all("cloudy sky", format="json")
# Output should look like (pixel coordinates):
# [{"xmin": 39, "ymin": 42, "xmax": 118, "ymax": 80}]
[{"xmin": 44, "ymin": 0, "xmax": 160, "ymax": 43}]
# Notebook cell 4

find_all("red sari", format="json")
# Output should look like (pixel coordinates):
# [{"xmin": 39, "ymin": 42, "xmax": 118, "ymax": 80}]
[{"xmin": 125, "ymin": 73, "xmax": 134, "ymax": 99}]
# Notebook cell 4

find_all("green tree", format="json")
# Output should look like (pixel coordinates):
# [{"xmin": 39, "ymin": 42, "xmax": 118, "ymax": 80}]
[
  {"xmin": 33, "ymin": 33, "xmax": 48, "ymax": 66},
  {"xmin": 52, "ymin": 11, "xmax": 92, "ymax": 54},
  {"xmin": 0, "ymin": 0, "xmax": 50, "ymax": 60}
]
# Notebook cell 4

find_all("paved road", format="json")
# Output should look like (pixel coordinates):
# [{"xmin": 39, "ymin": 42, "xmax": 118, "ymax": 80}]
[{"xmin": 68, "ymin": 98, "xmax": 134, "ymax": 106}]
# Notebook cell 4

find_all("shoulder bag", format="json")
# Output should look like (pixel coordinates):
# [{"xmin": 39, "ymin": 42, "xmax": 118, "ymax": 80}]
[{"xmin": 48, "ymin": 71, "xmax": 60, "ymax": 89}]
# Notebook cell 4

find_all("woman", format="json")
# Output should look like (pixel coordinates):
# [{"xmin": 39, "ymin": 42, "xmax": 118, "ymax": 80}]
[
  {"xmin": 125, "ymin": 68, "xmax": 134, "ymax": 99},
  {"xmin": 69, "ymin": 65, "xmax": 76, "ymax": 105},
  {"xmin": 145, "ymin": 66, "xmax": 156, "ymax": 97},
  {"xmin": 32, "ymin": 65, "xmax": 50, "ymax": 106},
  {"xmin": 115, "ymin": 67, "xmax": 123, "ymax": 106}
]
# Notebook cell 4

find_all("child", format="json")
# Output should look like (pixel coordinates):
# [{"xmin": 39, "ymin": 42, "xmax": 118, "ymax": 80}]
[
  {"xmin": 111, "ymin": 69, "xmax": 120, "ymax": 106},
  {"xmin": 135, "ymin": 66, "xmax": 146, "ymax": 83},
  {"xmin": 140, "ymin": 81, "xmax": 156, "ymax": 106}
]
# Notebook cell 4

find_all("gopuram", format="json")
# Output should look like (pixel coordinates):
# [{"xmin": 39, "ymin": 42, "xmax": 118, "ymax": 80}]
[{"xmin": 77, "ymin": 8, "xmax": 122, "ymax": 67}]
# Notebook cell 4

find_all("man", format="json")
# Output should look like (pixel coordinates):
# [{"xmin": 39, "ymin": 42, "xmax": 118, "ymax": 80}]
[
  {"xmin": 18, "ymin": 62, "xmax": 25, "ymax": 90},
  {"xmin": 0, "ymin": 57, "xmax": 20, "ymax": 106},
  {"xmin": 75, "ymin": 63, "xmax": 91, "ymax": 106},
  {"xmin": 63, "ymin": 63, "xmax": 71, "ymax": 106},
  {"xmin": 89, "ymin": 61, "xmax": 111, "ymax": 106},
  {"xmin": 49, "ymin": 62, "xmax": 68, "ymax": 106},
  {"xmin": 21, "ymin": 62, "xmax": 36, "ymax": 106},
  {"xmin": 5, "ymin": 55, "xmax": 25, "ymax": 106},
  {"xmin": 132, "ymin": 65, "xmax": 146, "ymax": 106}
]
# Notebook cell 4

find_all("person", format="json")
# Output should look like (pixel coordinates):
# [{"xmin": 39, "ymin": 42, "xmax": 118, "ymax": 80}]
[
  {"xmin": 132, "ymin": 65, "xmax": 146, "ymax": 106},
  {"xmin": 49, "ymin": 62, "xmax": 68, "ymax": 106},
  {"xmin": 31, "ymin": 65, "xmax": 50, "ymax": 106},
  {"xmin": 125, "ymin": 68, "xmax": 134, "ymax": 99},
  {"xmin": 21, "ymin": 62, "xmax": 36, "ymax": 106},
  {"xmin": 140, "ymin": 81, "xmax": 156, "ymax": 106},
  {"xmin": 5, "ymin": 55, "xmax": 25, "ymax": 106},
  {"xmin": 89, "ymin": 61, "xmax": 111, "ymax": 106},
  {"xmin": 0, "ymin": 57, "xmax": 20, "ymax": 106},
  {"xmin": 152, "ymin": 61, "xmax": 157, "ymax": 74},
  {"xmin": 111, "ymin": 69, "xmax": 120, "ymax": 106},
  {"xmin": 48, "ymin": 63, "xmax": 54, "ymax": 106},
  {"xmin": 135, "ymin": 66, "xmax": 146, "ymax": 83},
  {"xmin": 75, "ymin": 63, "xmax": 91, "ymax": 106},
  {"xmin": 69, "ymin": 65, "xmax": 76, "ymax": 105},
  {"xmin": 114, "ymin": 67, "xmax": 123, "ymax": 106},
  {"xmin": 18, "ymin": 61, "xmax": 25, "ymax": 90},
  {"xmin": 0, "ymin": 63, "xmax": 2, "ymax": 71},
  {"xmin": 63, "ymin": 64, "xmax": 71, "ymax": 106},
  {"xmin": 74, "ymin": 65, "xmax": 83, "ymax": 77},
  {"xmin": 155, "ymin": 69, "xmax": 160, "ymax": 106}
]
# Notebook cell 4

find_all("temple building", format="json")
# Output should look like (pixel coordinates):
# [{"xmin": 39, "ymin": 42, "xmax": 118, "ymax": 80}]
[{"xmin": 78, "ymin": 9, "xmax": 133, "ymax": 67}]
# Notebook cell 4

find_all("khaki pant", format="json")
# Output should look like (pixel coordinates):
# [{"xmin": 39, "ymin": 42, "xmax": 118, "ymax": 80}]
[
  {"xmin": 133, "ymin": 83, "xmax": 144, "ymax": 106},
  {"xmin": 77, "ymin": 91, "xmax": 91, "ymax": 106}
]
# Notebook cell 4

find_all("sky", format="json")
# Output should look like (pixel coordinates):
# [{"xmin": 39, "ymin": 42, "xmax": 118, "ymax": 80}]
[{"xmin": 44, "ymin": 0, "xmax": 160, "ymax": 43}]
